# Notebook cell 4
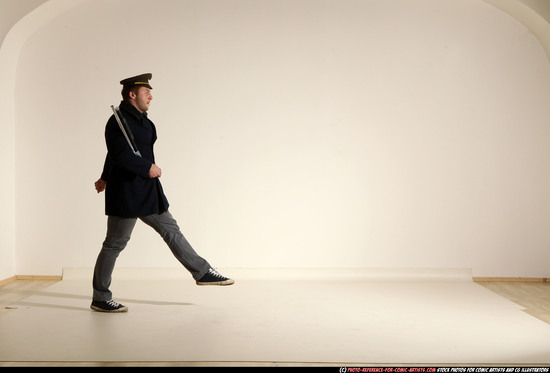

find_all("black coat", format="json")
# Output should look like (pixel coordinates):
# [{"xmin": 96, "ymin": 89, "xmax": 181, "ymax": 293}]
[{"xmin": 101, "ymin": 100, "xmax": 169, "ymax": 217}]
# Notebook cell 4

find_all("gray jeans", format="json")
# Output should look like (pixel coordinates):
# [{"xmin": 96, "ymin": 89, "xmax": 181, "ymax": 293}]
[{"xmin": 92, "ymin": 211, "xmax": 211, "ymax": 301}]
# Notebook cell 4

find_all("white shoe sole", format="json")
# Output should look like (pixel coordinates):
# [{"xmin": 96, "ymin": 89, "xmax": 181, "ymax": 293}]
[
  {"xmin": 196, "ymin": 279, "xmax": 235, "ymax": 286},
  {"xmin": 90, "ymin": 305, "xmax": 128, "ymax": 313}
]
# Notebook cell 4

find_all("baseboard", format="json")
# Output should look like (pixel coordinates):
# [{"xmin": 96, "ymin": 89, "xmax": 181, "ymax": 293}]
[
  {"xmin": 61, "ymin": 267, "xmax": 475, "ymax": 282},
  {"xmin": 2, "ymin": 272, "xmax": 548, "ymax": 285},
  {"xmin": 474, "ymin": 277, "xmax": 550, "ymax": 283},
  {"xmin": 0, "ymin": 275, "xmax": 62, "ymax": 286},
  {"xmin": 0, "ymin": 276, "xmax": 16, "ymax": 286},
  {"xmin": 15, "ymin": 275, "xmax": 63, "ymax": 281}
]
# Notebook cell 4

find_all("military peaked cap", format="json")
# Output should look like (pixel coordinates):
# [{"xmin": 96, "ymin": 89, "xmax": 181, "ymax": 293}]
[{"xmin": 120, "ymin": 73, "xmax": 153, "ymax": 89}]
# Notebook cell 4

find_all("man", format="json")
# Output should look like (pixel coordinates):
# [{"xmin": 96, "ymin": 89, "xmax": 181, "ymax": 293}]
[{"xmin": 92, "ymin": 73, "xmax": 233, "ymax": 313}]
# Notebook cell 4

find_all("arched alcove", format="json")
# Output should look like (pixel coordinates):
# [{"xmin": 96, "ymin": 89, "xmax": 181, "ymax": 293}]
[{"xmin": 2, "ymin": 0, "xmax": 550, "ymax": 278}]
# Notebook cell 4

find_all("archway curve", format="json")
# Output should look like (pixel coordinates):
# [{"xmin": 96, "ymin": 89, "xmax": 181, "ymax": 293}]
[
  {"xmin": 483, "ymin": 0, "xmax": 550, "ymax": 63},
  {"xmin": 1, "ymin": 0, "xmax": 550, "ymax": 279}
]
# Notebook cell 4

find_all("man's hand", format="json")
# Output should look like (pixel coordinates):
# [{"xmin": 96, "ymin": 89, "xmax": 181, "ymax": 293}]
[
  {"xmin": 94, "ymin": 179, "xmax": 107, "ymax": 193},
  {"xmin": 148, "ymin": 164, "xmax": 162, "ymax": 178}
]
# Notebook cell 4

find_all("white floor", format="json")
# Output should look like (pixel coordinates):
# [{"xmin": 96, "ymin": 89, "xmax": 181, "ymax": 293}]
[{"xmin": 1, "ymin": 268, "xmax": 550, "ymax": 366}]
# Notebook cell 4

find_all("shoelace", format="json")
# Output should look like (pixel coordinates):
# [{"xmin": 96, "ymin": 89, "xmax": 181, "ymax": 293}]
[
  {"xmin": 106, "ymin": 300, "xmax": 121, "ymax": 308},
  {"xmin": 209, "ymin": 268, "xmax": 226, "ymax": 279}
]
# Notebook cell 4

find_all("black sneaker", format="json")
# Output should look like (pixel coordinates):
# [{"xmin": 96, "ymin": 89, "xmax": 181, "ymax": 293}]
[
  {"xmin": 90, "ymin": 299, "xmax": 128, "ymax": 313},
  {"xmin": 196, "ymin": 268, "xmax": 235, "ymax": 286}
]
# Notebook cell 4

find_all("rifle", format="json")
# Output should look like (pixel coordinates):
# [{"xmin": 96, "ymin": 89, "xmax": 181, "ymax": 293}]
[{"xmin": 111, "ymin": 105, "xmax": 141, "ymax": 157}]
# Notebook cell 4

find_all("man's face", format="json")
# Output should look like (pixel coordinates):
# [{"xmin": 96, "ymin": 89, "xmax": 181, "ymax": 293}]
[{"xmin": 131, "ymin": 86, "xmax": 153, "ymax": 113}]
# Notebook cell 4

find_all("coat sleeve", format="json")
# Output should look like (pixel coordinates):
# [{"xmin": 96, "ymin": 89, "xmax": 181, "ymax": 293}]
[
  {"xmin": 100, "ymin": 154, "xmax": 110, "ymax": 181},
  {"xmin": 105, "ymin": 115, "xmax": 152, "ymax": 178}
]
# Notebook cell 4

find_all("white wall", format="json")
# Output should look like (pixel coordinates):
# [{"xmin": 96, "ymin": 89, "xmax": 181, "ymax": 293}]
[
  {"xmin": 0, "ymin": 32, "xmax": 16, "ymax": 280},
  {"xmin": 0, "ymin": 0, "xmax": 85, "ymax": 281},
  {"xmin": 6, "ymin": 0, "xmax": 550, "ymax": 278}
]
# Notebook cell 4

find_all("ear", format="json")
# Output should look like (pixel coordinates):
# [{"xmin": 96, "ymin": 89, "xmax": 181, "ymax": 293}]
[{"xmin": 129, "ymin": 90, "xmax": 137, "ymax": 99}]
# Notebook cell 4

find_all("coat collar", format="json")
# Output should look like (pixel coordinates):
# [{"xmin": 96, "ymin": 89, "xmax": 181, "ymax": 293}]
[{"xmin": 120, "ymin": 100, "xmax": 148, "ymax": 120}]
